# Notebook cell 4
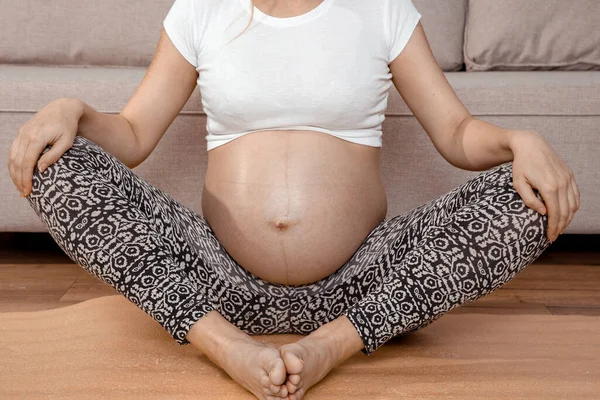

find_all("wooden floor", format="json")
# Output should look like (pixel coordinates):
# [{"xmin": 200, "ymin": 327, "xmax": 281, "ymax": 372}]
[{"xmin": 1, "ymin": 232, "xmax": 599, "ymax": 315}]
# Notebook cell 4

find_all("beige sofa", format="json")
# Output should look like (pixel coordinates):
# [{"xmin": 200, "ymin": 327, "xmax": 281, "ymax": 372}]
[{"xmin": 1, "ymin": 0, "xmax": 599, "ymax": 233}]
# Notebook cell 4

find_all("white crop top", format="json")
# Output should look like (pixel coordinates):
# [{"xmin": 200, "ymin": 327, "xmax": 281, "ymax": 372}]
[{"xmin": 163, "ymin": 0, "xmax": 421, "ymax": 151}]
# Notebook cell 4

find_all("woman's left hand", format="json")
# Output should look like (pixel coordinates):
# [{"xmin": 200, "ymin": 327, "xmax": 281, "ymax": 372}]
[{"xmin": 508, "ymin": 130, "xmax": 581, "ymax": 243}]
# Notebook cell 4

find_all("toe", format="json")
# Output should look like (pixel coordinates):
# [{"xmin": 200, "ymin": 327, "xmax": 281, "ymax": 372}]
[
  {"xmin": 279, "ymin": 386, "xmax": 288, "ymax": 397},
  {"xmin": 281, "ymin": 348, "xmax": 305, "ymax": 375},
  {"xmin": 261, "ymin": 374, "xmax": 272, "ymax": 388},
  {"xmin": 286, "ymin": 381, "xmax": 297, "ymax": 395},
  {"xmin": 290, "ymin": 388, "xmax": 306, "ymax": 400},
  {"xmin": 288, "ymin": 374, "xmax": 301, "ymax": 385},
  {"xmin": 269, "ymin": 384, "xmax": 281, "ymax": 394},
  {"xmin": 269, "ymin": 358, "xmax": 287, "ymax": 386}
]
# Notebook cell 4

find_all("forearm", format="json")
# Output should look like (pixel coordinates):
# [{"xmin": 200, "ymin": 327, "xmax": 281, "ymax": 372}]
[
  {"xmin": 70, "ymin": 98, "xmax": 144, "ymax": 168},
  {"xmin": 447, "ymin": 116, "xmax": 516, "ymax": 172}
]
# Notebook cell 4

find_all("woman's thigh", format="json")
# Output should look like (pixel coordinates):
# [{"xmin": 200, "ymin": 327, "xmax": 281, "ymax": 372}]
[{"xmin": 29, "ymin": 136, "xmax": 296, "ymax": 335}]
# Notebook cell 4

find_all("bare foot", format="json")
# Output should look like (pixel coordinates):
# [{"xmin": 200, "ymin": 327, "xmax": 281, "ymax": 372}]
[
  {"xmin": 279, "ymin": 337, "xmax": 340, "ymax": 400},
  {"xmin": 212, "ymin": 336, "xmax": 290, "ymax": 400}
]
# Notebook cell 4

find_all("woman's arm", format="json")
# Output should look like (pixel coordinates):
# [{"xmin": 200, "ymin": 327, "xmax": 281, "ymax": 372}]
[
  {"xmin": 9, "ymin": 29, "xmax": 198, "ymax": 197},
  {"xmin": 388, "ymin": 22, "xmax": 514, "ymax": 172},
  {"xmin": 78, "ymin": 28, "xmax": 199, "ymax": 168},
  {"xmin": 389, "ymin": 22, "xmax": 580, "ymax": 242}
]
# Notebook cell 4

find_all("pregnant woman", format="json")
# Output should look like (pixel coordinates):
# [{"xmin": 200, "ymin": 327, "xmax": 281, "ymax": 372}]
[{"xmin": 8, "ymin": 0, "xmax": 580, "ymax": 399}]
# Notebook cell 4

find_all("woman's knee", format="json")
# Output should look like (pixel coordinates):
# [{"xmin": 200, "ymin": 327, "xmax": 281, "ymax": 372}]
[
  {"xmin": 482, "ymin": 161, "xmax": 514, "ymax": 191},
  {"xmin": 31, "ymin": 136, "xmax": 108, "ymax": 193},
  {"xmin": 27, "ymin": 138, "xmax": 107, "ymax": 225},
  {"xmin": 483, "ymin": 162, "xmax": 541, "ymax": 213},
  {"xmin": 483, "ymin": 161, "xmax": 551, "ymax": 255}
]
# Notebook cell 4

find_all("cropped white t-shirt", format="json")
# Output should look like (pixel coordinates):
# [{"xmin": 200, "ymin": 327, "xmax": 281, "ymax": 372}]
[{"xmin": 163, "ymin": 0, "xmax": 421, "ymax": 151}]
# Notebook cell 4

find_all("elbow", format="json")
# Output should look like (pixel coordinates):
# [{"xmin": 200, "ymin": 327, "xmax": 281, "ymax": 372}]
[
  {"xmin": 125, "ymin": 153, "xmax": 146, "ymax": 170},
  {"xmin": 453, "ymin": 114, "xmax": 476, "ymax": 137},
  {"xmin": 125, "ymin": 160, "xmax": 140, "ymax": 170},
  {"xmin": 119, "ymin": 144, "xmax": 144, "ymax": 169},
  {"xmin": 119, "ymin": 115, "xmax": 148, "ymax": 170}
]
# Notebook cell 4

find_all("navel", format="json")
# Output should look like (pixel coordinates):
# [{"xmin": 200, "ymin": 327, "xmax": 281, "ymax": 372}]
[{"xmin": 273, "ymin": 218, "xmax": 290, "ymax": 230}]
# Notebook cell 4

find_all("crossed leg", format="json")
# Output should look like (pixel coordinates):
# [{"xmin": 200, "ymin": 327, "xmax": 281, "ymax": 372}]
[
  {"xmin": 26, "ymin": 135, "xmax": 293, "ymax": 399},
  {"xmin": 278, "ymin": 161, "xmax": 552, "ymax": 398}
]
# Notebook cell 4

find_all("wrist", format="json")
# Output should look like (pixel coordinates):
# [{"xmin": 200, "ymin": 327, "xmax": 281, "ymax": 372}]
[
  {"xmin": 54, "ymin": 97, "xmax": 85, "ymax": 122},
  {"xmin": 507, "ymin": 129, "xmax": 541, "ymax": 155}
]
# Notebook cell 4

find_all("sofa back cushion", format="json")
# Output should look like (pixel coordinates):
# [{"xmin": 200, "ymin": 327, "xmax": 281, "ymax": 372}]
[
  {"xmin": 0, "ymin": 0, "xmax": 172, "ymax": 67},
  {"xmin": 414, "ymin": 0, "xmax": 467, "ymax": 71},
  {"xmin": 464, "ymin": 0, "xmax": 600, "ymax": 71},
  {"xmin": 1, "ymin": 0, "xmax": 467, "ymax": 71}
]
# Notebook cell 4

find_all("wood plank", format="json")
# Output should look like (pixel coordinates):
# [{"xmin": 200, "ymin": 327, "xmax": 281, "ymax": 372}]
[
  {"xmin": 448, "ymin": 306, "xmax": 552, "ymax": 315},
  {"xmin": 502, "ymin": 264, "xmax": 600, "ymax": 291},
  {"xmin": 0, "ymin": 301, "xmax": 81, "ymax": 313},
  {"xmin": 0, "ymin": 264, "xmax": 95, "ymax": 312},
  {"xmin": 0, "ymin": 276, "xmax": 76, "ymax": 305},
  {"xmin": 547, "ymin": 306, "xmax": 600, "ymax": 316},
  {"xmin": 0, "ymin": 263, "xmax": 89, "ymax": 279},
  {"xmin": 59, "ymin": 278, "xmax": 119, "ymax": 303},
  {"xmin": 471, "ymin": 288, "xmax": 600, "ymax": 307}
]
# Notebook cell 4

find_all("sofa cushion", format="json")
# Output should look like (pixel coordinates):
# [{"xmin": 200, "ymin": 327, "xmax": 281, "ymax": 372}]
[
  {"xmin": 5, "ymin": 66, "xmax": 599, "ymax": 117},
  {"xmin": 464, "ymin": 0, "xmax": 600, "ymax": 71},
  {"xmin": 386, "ymin": 70, "xmax": 600, "ymax": 116},
  {"xmin": 0, "ymin": 65, "xmax": 202, "ymax": 114},
  {"xmin": 414, "ymin": 0, "xmax": 467, "ymax": 71},
  {"xmin": 1, "ymin": 65, "xmax": 599, "ymax": 233},
  {"xmin": 0, "ymin": 0, "xmax": 466, "ymax": 71},
  {"xmin": 0, "ymin": 0, "xmax": 172, "ymax": 67}
]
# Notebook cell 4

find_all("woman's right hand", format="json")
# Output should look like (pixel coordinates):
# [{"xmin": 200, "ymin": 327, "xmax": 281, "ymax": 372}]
[{"xmin": 7, "ymin": 97, "xmax": 83, "ymax": 198}]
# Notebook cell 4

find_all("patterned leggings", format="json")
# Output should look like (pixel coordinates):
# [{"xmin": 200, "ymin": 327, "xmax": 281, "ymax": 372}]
[{"xmin": 27, "ymin": 135, "xmax": 552, "ymax": 355}]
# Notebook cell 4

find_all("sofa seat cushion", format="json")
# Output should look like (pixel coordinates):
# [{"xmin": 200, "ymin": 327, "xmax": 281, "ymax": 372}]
[
  {"xmin": 3, "ymin": 65, "xmax": 600, "ymax": 117},
  {"xmin": 388, "ymin": 70, "xmax": 600, "ymax": 116},
  {"xmin": 0, "ymin": 65, "xmax": 202, "ymax": 114},
  {"xmin": 1, "ymin": 65, "xmax": 599, "ymax": 233}
]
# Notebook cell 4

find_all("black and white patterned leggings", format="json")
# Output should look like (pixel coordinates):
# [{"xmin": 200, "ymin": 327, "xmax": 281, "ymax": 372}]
[{"xmin": 27, "ymin": 135, "xmax": 552, "ymax": 355}]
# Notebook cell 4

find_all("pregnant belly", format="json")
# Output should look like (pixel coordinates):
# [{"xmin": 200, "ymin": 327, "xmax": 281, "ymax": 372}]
[{"xmin": 202, "ymin": 130, "xmax": 388, "ymax": 286}]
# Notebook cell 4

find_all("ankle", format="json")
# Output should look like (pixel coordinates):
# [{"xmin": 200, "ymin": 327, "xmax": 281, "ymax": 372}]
[
  {"xmin": 300, "ymin": 334, "xmax": 338, "ymax": 366},
  {"xmin": 304, "ymin": 315, "xmax": 365, "ymax": 363},
  {"xmin": 186, "ymin": 310, "xmax": 252, "ymax": 359}
]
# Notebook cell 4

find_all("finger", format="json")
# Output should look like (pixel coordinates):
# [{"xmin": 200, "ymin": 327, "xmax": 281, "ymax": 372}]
[
  {"xmin": 7, "ymin": 137, "xmax": 22, "ymax": 192},
  {"xmin": 36, "ymin": 137, "xmax": 71, "ymax": 173},
  {"xmin": 541, "ymin": 184, "xmax": 560, "ymax": 242},
  {"xmin": 512, "ymin": 178, "xmax": 547, "ymax": 214},
  {"xmin": 570, "ymin": 176, "xmax": 581, "ymax": 211},
  {"xmin": 565, "ymin": 180, "xmax": 578, "ymax": 231},
  {"xmin": 555, "ymin": 181, "xmax": 570, "ymax": 237},
  {"xmin": 14, "ymin": 137, "xmax": 29, "ymax": 195},
  {"xmin": 8, "ymin": 160, "xmax": 22, "ymax": 194},
  {"xmin": 20, "ymin": 138, "xmax": 50, "ymax": 197}
]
